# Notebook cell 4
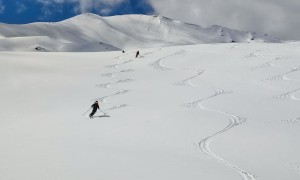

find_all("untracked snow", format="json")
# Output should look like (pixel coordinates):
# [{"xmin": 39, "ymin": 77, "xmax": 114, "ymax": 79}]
[
  {"xmin": 0, "ymin": 42, "xmax": 300, "ymax": 180},
  {"xmin": 0, "ymin": 13, "xmax": 279, "ymax": 52}
]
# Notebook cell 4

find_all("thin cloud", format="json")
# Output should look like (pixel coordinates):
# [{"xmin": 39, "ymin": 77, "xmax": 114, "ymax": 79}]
[
  {"xmin": 0, "ymin": 0, "xmax": 5, "ymax": 14},
  {"xmin": 16, "ymin": 2, "xmax": 27, "ymax": 14},
  {"xmin": 36, "ymin": 0, "xmax": 127, "ymax": 14},
  {"xmin": 76, "ymin": 0, "xmax": 127, "ymax": 13},
  {"xmin": 36, "ymin": 0, "xmax": 65, "ymax": 19},
  {"xmin": 147, "ymin": 0, "xmax": 300, "ymax": 40},
  {"xmin": 100, "ymin": 8, "xmax": 113, "ymax": 15}
]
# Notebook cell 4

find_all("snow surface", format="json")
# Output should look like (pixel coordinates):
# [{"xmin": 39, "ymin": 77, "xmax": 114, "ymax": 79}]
[
  {"xmin": 0, "ymin": 13, "xmax": 280, "ymax": 52},
  {"xmin": 0, "ymin": 42, "xmax": 300, "ymax": 180}
]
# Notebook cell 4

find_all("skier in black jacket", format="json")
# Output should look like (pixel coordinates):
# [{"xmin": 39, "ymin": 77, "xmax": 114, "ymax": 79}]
[
  {"xmin": 135, "ymin": 51, "xmax": 139, "ymax": 58},
  {"xmin": 89, "ymin": 101, "xmax": 100, "ymax": 118}
]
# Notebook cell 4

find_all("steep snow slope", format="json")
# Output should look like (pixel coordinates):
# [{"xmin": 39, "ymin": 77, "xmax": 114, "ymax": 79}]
[
  {"xmin": 0, "ymin": 43, "xmax": 299, "ymax": 180},
  {"xmin": 0, "ymin": 13, "xmax": 280, "ymax": 52}
]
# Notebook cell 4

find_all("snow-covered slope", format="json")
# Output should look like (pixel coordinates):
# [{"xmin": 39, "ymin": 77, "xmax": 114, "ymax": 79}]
[
  {"xmin": 0, "ymin": 13, "xmax": 280, "ymax": 52},
  {"xmin": 0, "ymin": 43, "xmax": 299, "ymax": 180}
]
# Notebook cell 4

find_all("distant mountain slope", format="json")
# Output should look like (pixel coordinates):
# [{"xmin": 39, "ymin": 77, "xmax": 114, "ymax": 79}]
[{"xmin": 0, "ymin": 13, "xmax": 280, "ymax": 52}]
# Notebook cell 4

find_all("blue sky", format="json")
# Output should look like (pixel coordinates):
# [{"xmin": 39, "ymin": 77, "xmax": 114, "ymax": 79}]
[{"xmin": 0, "ymin": 0, "xmax": 154, "ymax": 24}]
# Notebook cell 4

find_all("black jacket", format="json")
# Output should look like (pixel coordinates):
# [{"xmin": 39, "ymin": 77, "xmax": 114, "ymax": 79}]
[{"xmin": 91, "ymin": 102, "xmax": 99, "ymax": 110}]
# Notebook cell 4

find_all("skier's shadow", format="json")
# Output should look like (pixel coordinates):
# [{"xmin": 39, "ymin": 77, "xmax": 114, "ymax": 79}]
[{"xmin": 92, "ymin": 115, "xmax": 110, "ymax": 118}]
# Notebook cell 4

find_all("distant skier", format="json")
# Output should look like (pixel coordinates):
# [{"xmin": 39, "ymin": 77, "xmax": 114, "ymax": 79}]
[
  {"xmin": 135, "ymin": 51, "xmax": 139, "ymax": 58},
  {"xmin": 89, "ymin": 101, "xmax": 100, "ymax": 118}
]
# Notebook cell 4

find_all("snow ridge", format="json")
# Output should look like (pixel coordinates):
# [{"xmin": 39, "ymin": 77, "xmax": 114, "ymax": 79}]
[{"xmin": 0, "ymin": 13, "xmax": 280, "ymax": 52}]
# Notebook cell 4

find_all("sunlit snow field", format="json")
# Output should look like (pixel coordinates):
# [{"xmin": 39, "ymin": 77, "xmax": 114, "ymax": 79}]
[{"xmin": 0, "ymin": 43, "xmax": 300, "ymax": 180}]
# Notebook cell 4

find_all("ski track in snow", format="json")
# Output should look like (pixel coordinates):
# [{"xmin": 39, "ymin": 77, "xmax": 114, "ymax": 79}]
[
  {"xmin": 174, "ymin": 69, "xmax": 204, "ymax": 86},
  {"xmin": 149, "ymin": 50, "xmax": 185, "ymax": 71},
  {"xmin": 100, "ymin": 50, "xmax": 164, "ymax": 111},
  {"xmin": 104, "ymin": 104, "xmax": 128, "ymax": 111},
  {"xmin": 281, "ymin": 117, "xmax": 300, "ymax": 124},
  {"xmin": 99, "ymin": 49, "xmax": 170, "ymax": 110},
  {"xmin": 273, "ymin": 88, "xmax": 300, "ymax": 101},
  {"xmin": 185, "ymin": 91, "xmax": 255, "ymax": 180},
  {"xmin": 230, "ymin": 44, "xmax": 238, "ymax": 49},
  {"xmin": 254, "ymin": 56, "xmax": 300, "ymax": 101},
  {"xmin": 263, "ymin": 67, "xmax": 300, "ymax": 82},
  {"xmin": 96, "ymin": 55, "xmax": 137, "ymax": 112},
  {"xmin": 245, "ymin": 49, "xmax": 262, "ymax": 59},
  {"xmin": 94, "ymin": 89, "xmax": 130, "ymax": 103},
  {"xmin": 139, "ymin": 49, "xmax": 162, "ymax": 57},
  {"xmin": 148, "ymin": 50, "xmax": 256, "ymax": 180},
  {"xmin": 102, "ymin": 69, "xmax": 134, "ymax": 78},
  {"xmin": 98, "ymin": 50, "xmax": 163, "ymax": 110},
  {"xmin": 106, "ymin": 59, "xmax": 134, "ymax": 69},
  {"xmin": 96, "ymin": 79, "xmax": 134, "ymax": 88},
  {"xmin": 251, "ymin": 57, "xmax": 282, "ymax": 71},
  {"xmin": 290, "ymin": 162, "xmax": 300, "ymax": 175}
]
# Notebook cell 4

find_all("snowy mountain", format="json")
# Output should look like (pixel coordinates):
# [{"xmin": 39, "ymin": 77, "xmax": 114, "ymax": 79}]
[
  {"xmin": 1, "ymin": 12, "xmax": 299, "ymax": 180},
  {"xmin": 0, "ymin": 13, "xmax": 280, "ymax": 52}
]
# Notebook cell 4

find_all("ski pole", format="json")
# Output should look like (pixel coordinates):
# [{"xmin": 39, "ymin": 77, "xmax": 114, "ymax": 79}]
[
  {"xmin": 83, "ymin": 107, "xmax": 92, "ymax": 116},
  {"xmin": 99, "ymin": 108, "xmax": 105, "ymax": 115}
]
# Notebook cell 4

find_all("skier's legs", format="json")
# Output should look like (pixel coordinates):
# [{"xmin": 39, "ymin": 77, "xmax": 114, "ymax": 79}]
[{"xmin": 89, "ymin": 108, "xmax": 97, "ymax": 118}]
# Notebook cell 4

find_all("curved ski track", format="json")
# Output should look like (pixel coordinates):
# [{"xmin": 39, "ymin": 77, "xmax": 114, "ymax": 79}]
[
  {"xmin": 274, "ymin": 88, "xmax": 300, "ymax": 101},
  {"xmin": 175, "ymin": 69, "xmax": 204, "ymax": 86},
  {"xmin": 256, "ymin": 58, "xmax": 300, "ymax": 101},
  {"xmin": 95, "ymin": 55, "xmax": 136, "ymax": 112},
  {"xmin": 251, "ymin": 57, "xmax": 282, "ymax": 71},
  {"xmin": 264, "ymin": 67, "xmax": 300, "ymax": 82},
  {"xmin": 149, "ymin": 50, "xmax": 185, "ymax": 71},
  {"xmin": 185, "ymin": 92, "xmax": 255, "ymax": 180},
  {"xmin": 149, "ymin": 51, "xmax": 256, "ymax": 180}
]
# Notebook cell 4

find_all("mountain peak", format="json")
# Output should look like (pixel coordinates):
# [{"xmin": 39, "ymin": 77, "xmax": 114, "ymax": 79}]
[{"xmin": 0, "ymin": 14, "xmax": 280, "ymax": 52}]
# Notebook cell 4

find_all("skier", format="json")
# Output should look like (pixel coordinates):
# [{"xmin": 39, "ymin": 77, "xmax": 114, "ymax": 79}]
[
  {"xmin": 89, "ymin": 101, "xmax": 100, "ymax": 118},
  {"xmin": 135, "ymin": 51, "xmax": 139, "ymax": 58}
]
